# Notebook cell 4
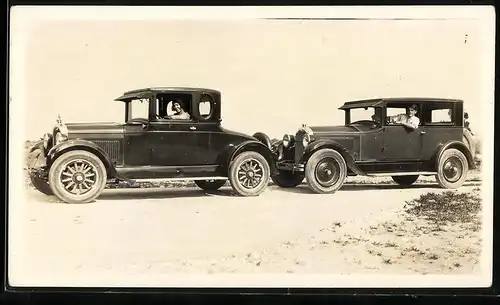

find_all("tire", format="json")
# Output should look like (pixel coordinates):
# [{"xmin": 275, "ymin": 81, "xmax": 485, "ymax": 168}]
[
  {"xmin": 228, "ymin": 151, "xmax": 270, "ymax": 196},
  {"xmin": 271, "ymin": 170, "xmax": 305, "ymax": 188},
  {"xmin": 48, "ymin": 150, "xmax": 107, "ymax": 203},
  {"xmin": 305, "ymin": 149, "xmax": 347, "ymax": 194},
  {"xmin": 30, "ymin": 174, "xmax": 54, "ymax": 195},
  {"xmin": 435, "ymin": 148, "xmax": 468, "ymax": 189},
  {"xmin": 391, "ymin": 175, "xmax": 419, "ymax": 187},
  {"xmin": 195, "ymin": 179, "xmax": 227, "ymax": 191}
]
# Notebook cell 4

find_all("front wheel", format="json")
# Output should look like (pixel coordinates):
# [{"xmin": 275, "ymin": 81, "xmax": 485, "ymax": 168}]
[
  {"xmin": 228, "ymin": 151, "xmax": 270, "ymax": 196},
  {"xmin": 271, "ymin": 170, "xmax": 304, "ymax": 188},
  {"xmin": 305, "ymin": 149, "xmax": 347, "ymax": 194},
  {"xmin": 391, "ymin": 175, "xmax": 419, "ymax": 187},
  {"xmin": 48, "ymin": 150, "xmax": 107, "ymax": 203},
  {"xmin": 195, "ymin": 179, "xmax": 227, "ymax": 191},
  {"xmin": 435, "ymin": 148, "xmax": 468, "ymax": 189}
]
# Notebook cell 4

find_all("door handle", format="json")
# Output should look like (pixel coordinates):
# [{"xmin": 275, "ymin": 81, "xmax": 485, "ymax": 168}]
[
  {"xmin": 420, "ymin": 130, "xmax": 426, "ymax": 135},
  {"xmin": 189, "ymin": 126, "xmax": 197, "ymax": 130}
]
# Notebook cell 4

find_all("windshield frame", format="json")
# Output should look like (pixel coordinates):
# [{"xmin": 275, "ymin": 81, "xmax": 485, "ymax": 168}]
[
  {"xmin": 124, "ymin": 96, "xmax": 153, "ymax": 123},
  {"xmin": 344, "ymin": 106, "xmax": 383, "ymax": 126}
]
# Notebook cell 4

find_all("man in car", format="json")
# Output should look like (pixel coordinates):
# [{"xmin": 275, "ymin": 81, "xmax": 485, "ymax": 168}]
[{"xmin": 388, "ymin": 104, "xmax": 420, "ymax": 130}]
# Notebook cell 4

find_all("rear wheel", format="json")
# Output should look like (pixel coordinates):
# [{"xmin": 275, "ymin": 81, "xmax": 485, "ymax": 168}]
[
  {"xmin": 228, "ymin": 151, "xmax": 270, "ymax": 196},
  {"xmin": 271, "ymin": 170, "xmax": 304, "ymax": 188},
  {"xmin": 48, "ymin": 150, "xmax": 107, "ymax": 203},
  {"xmin": 435, "ymin": 148, "xmax": 468, "ymax": 189},
  {"xmin": 391, "ymin": 175, "xmax": 419, "ymax": 187},
  {"xmin": 305, "ymin": 149, "xmax": 347, "ymax": 194},
  {"xmin": 195, "ymin": 179, "xmax": 227, "ymax": 191}
]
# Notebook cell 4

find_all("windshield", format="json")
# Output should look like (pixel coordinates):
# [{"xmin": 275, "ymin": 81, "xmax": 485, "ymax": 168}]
[
  {"xmin": 349, "ymin": 107, "xmax": 381, "ymax": 125},
  {"xmin": 127, "ymin": 98, "xmax": 150, "ymax": 122}
]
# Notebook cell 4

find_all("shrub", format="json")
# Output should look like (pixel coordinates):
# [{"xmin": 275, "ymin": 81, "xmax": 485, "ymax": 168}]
[{"xmin": 403, "ymin": 190, "xmax": 482, "ymax": 224}]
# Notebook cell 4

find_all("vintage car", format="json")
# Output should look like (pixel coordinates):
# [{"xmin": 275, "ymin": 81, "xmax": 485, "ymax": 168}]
[
  {"xmin": 27, "ymin": 87, "xmax": 278, "ymax": 203},
  {"xmin": 271, "ymin": 98, "xmax": 477, "ymax": 193}
]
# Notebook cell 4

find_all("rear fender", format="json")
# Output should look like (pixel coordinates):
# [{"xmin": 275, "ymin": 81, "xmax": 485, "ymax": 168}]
[
  {"xmin": 47, "ymin": 139, "xmax": 118, "ymax": 178},
  {"xmin": 303, "ymin": 139, "xmax": 367, "ymax": 176},
  {"xmin": 433, "ymin": 140, "xmax": 475, "ymax": 170},
  {"xmin": 219, "ymin": 140, "xmax": 278, "ymax": 176}
]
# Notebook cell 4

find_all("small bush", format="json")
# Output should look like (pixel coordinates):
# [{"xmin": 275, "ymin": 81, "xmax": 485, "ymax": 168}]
[{"xmin": 403, "ymin": 191, "xmax": 481, "ymax": 224}]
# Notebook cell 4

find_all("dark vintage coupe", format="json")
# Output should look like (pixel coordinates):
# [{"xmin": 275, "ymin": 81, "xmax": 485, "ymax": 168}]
[
  {"xmin": 271, "ymin": 98, "xmax": 477, "ymax": 193},
  {"xmin": 27, "ymin": 87, "xmax": 278, "ymax": 203}
]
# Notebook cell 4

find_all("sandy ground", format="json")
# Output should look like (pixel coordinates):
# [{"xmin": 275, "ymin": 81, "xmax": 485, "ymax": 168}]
[{"xmin": 10, "ymin": 172, "xmax": 483, "ymax": 286}]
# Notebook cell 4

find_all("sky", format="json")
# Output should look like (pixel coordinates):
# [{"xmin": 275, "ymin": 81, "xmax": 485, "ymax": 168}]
[{"xmin": 11, "ymin": 11, "xmax": 493, "ymax": 141}]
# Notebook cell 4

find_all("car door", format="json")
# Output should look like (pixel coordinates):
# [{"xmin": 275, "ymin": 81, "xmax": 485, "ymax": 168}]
[
  {"xmin": 123, "ymin": 123, "xmax": 155, "ymax": 166},
  {"xmin": 149, "ymin": 121, "xmax": 211, "ymax": 166},
  {"xmin": 380, "ymin": 125, "xmax": 424, "ymax": 160}
]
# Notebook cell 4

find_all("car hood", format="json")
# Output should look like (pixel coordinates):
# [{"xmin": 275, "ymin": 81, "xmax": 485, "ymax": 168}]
[
  {"xmin": 65, "ymin": 122, "xmax": 125, "ymax": 136},
  {"xmin": 308, "ymin": 125, "xmax": 361, "ymax": 135}
]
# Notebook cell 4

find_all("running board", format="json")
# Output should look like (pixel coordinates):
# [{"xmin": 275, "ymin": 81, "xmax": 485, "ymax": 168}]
[
  {"xmin": 127, "ymin": 176, "xmax": 228, "ymax": 183},
  {"xmin": 367, "ymin": 172, "xmax": 436, "ymax": 177}
]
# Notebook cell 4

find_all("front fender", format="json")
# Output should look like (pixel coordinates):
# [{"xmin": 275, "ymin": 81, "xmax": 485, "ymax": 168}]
[
  {"xmin": 27, "ymin": 140, "xmax": 48, "ymax": 170},
  {"xmin": 303, "ymin": 139, "xmax": 367, "ymax": 176},
  {"xmin": 47, "ymin": 139, "xmax": 118, "ymax": 177},
  {"xmin": 218, "ymin": 140, "xmax": 278, "ymax": 176},
  {"xmin": 433, "ymin": 140, "xmax": 475, "ymax": 170}
]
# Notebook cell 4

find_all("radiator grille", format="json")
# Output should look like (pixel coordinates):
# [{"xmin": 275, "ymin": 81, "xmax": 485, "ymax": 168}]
[
  {"xmin": 92, "ymin": 140, "xmax": 122, "ymax": 164},
  {"xmin": 294, "ymin": 130, "xmax": 306, "ymax": 163}
]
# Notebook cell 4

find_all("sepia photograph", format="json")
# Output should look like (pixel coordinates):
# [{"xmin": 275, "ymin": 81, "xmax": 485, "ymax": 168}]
[{"xmin": 8, "ymin": 6, "xmax": 495, "ymax": 288}]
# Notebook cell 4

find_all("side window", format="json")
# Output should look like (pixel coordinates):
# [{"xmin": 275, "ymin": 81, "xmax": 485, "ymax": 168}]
[
  {"xmin": 430, "ymin": 108, "xmax": 453, "ymax": 124},
  {"xmin": 156, "ymin": 94, "xmax": 193, "ymax": 121},
  {"xmin": 386, "ymin": 106, "xmax": 408, "ymax": 125},
  {"xmin": 198, "ymin": 94, "xmax": 214, "ymax": 121}
]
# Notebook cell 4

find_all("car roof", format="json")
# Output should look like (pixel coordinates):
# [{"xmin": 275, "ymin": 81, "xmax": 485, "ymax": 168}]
[
  {"xmin": 114, "ymin": 87, "xmax": 221, "ymax": 101},
  {"xmin": 339, "ymin": 97, "xmax": 463, "ymax": 109}
]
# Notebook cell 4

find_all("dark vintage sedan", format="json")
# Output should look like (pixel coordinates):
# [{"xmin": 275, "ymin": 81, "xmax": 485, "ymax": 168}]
[
  {"xmin": 271, "ymin": 98, "xmax": 477, "ymax": 194},
  {"xmin": 27, "ymin": 87, "xmax": 278, "ymax": 203}
]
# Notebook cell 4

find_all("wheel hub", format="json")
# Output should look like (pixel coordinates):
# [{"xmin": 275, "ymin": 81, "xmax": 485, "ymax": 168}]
[
  {"xmin": 443, "ymin": 157, "xmax": 462, "ymax": 182},
  {"xmin": 315, "ymin": 158, "xmax": 340, "ymax": 187},
  {"xmin": 74, "ymin": 173, "xmax": 85, "ymax": 183},
  {"xmin": 60, "ymin": 160, "xmax": 97, "ymax": 195},
  {"xmin": 237, "ymin": 159, "xmax": 263, "ymax": 189}
]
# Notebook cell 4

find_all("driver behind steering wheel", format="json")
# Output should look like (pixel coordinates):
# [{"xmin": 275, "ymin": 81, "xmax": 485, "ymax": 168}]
[{"xmin": 159, "ymin": 99, "xmax": 191, "ymax": 120}]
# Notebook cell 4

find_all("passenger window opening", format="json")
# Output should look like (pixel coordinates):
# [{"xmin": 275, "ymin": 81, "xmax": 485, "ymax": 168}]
[{"xmin": 156, "ymin": 93, "xmax": 193, "ymax": 121}]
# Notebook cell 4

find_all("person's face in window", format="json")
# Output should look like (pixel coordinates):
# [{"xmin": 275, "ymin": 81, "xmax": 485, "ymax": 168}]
[{"xmin": 172, "ymin": 102, "xmax": 182, "ymax": 113}]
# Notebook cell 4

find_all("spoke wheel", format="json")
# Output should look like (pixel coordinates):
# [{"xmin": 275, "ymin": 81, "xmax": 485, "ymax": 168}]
[
  {"xmin": 49, "ymin": 150, "xmax": 107, "ymax": 203},
  {"xmin": 305, "ymin": 149, "xmax": 347, "ymax": 194},
  {"xmin": 435, "ymin": 148, "xmax": 468, "ymax": 189},
  {"xmin": 229, "ymin": 151, "xmax": 270, "ymax": 196}
]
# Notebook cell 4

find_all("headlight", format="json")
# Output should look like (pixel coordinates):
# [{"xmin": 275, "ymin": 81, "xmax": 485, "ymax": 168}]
[
  {"xmin": 302, "ymin": 134, "xmax": 311, "ymax": 147},
  {"xmin": 283, "ymin": 134, "xmax": 291, "ymax": 148}
]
